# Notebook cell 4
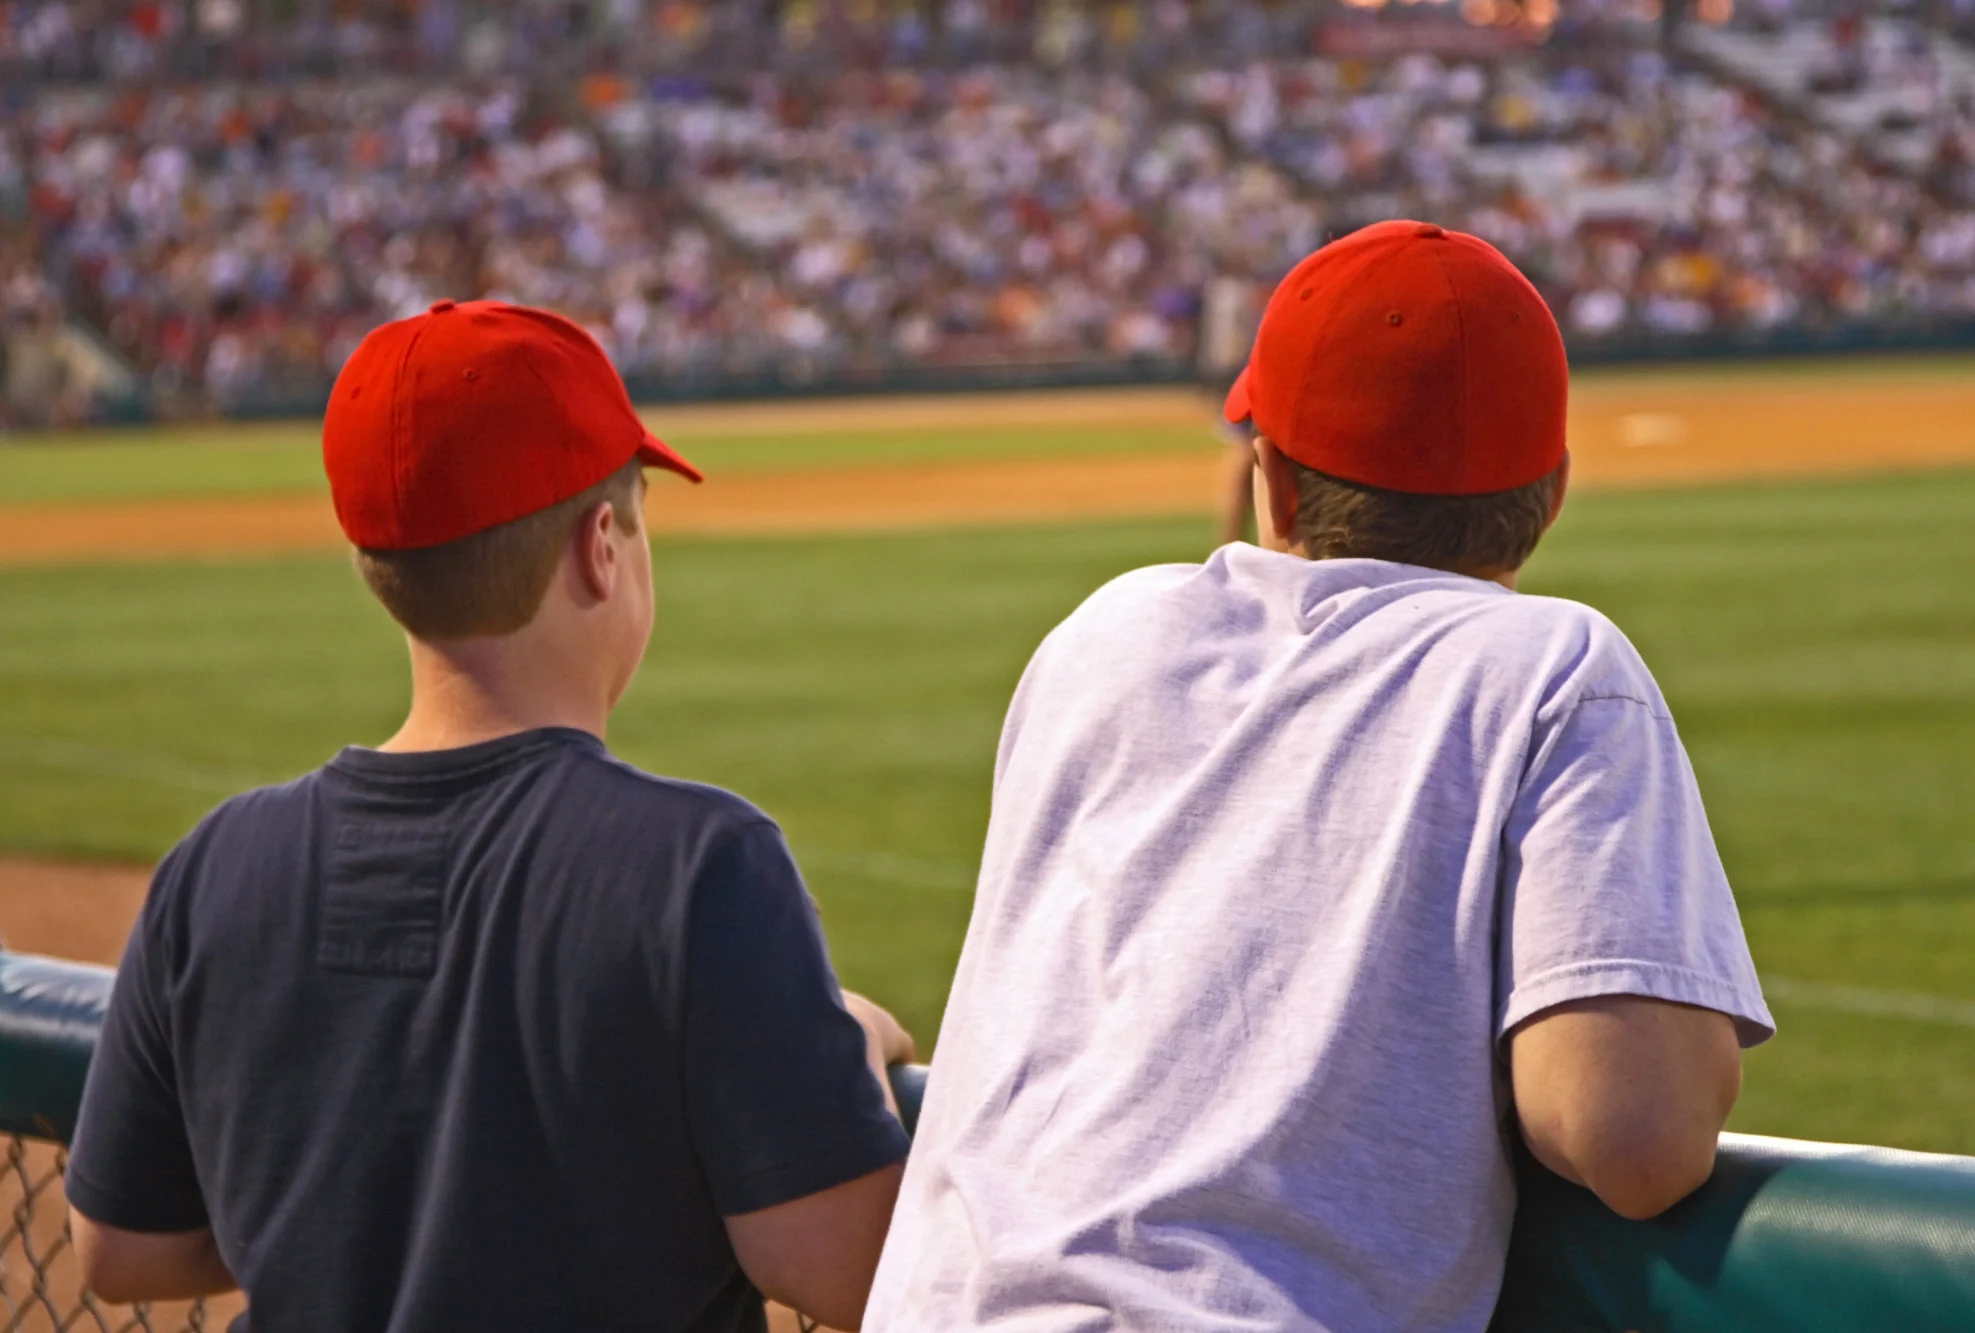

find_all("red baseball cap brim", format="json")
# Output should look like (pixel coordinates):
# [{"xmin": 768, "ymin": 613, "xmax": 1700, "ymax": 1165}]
[
  {"xmin": 1223, "ymin": 367, "xmax": 1253, "ymax": 426},
  {"xmin": 636, "ymin": 429, "xmax": 702, "ymax": 484}
]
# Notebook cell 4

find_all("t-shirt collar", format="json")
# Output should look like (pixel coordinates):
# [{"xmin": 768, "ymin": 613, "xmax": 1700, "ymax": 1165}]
[{"xmin": 327, "ymin": 727, "xmax": 603, "ymax": 789}]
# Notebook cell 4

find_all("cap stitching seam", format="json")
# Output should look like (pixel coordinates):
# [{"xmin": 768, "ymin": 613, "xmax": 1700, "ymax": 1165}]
[
  {"xmin": 1287, "ymin": 239, "xmax": 1412, "ymax": 480},
  {"xmin": 517, "ymin": 354, "xmax": 631, "ymax": 499},
  {"xmin": 387, "ymin": 318, "xmax": 438, "ymax": 540},
  {"xmin": 1427, "ymin": 241, "xmax": 1469, "ymax": 490}
]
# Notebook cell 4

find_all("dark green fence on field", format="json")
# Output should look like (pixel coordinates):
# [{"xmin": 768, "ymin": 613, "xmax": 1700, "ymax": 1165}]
[{"xmin": 3, "ymin": 950, "xmax": 1972, "ymax": 1332}]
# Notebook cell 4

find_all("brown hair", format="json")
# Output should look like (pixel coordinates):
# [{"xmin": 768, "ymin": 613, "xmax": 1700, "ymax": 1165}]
[
  {"xmin": 355, "ymin": 459, "xmax": 643, "ymax": 639},
  {"xmin": 1286, "ymin": 457, "xmax": 1563, "ymax": 575}
]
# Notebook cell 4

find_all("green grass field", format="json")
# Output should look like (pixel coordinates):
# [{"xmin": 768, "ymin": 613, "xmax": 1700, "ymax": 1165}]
[
  {"xmin": 4, "ymin": 426, "xmax": 1975, "ymax": 1152},
  {"xmin": 0, "ymin": 410, "xmax": 1215, "ymax": 506}
]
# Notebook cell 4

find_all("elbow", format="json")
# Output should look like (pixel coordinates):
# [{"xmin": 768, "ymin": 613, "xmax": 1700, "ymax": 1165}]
[
  {"xmin": 71, "ymin": 1219, "xmax": 138, "ymax": 1305},
  {"xmin": 821, "ymin": 1299, "xmax": 868, "ymax": 1332},
  {"xmin": 76, "ymin": 1246, "xmax": 149, "ymax": 1307},
  {"xmin": 84, "ymin": 1274, "xmax": 146, "ymax": 1308},
  {"xmin": 1578, "ymin": 1129, "xmax": 1721, "ymax": 1221},
  {"xmin": 1521, "ymin": 1105, "xmax": 1725, "ymax": 1221},
  {"xmin": 77, "ymin": 1253, "xmax": 141, "ymax": 1308},
  {"xmin": 72, "ymin": 1226, "xmax": 116, "ymax": 1304},
  {"xmin": 763, "ymin": 1289, "xmax": 867, "ymax": 1333}
]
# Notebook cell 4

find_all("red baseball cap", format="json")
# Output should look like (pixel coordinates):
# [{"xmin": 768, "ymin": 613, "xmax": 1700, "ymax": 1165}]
[
  {"xmin": 323, "ymin": 300, "xmax": 701, "ymax": 551},
  {"xmin": 1224, "ymin": 220, "xmax": 1567, "ymax": 496}
]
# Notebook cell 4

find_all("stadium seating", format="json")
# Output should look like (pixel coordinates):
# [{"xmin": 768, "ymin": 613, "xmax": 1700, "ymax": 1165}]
[
  {"xmin": 1686, "ymin": 10, "xmax": 1975, "ymax": 175},
  {"xmin": 4, "ymin": 2, "xmax": 1975, "ymax": 424},
  {"xmin": 3, "ymin": 948, "xmax": 1973, "ymax": 1332}
]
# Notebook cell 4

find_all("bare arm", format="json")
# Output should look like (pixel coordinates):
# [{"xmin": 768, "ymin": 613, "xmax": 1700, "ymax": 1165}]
[
  {"xmin": 70, "ymin": 1211, "xmax": 236, "ymax": 1306},
  {"xmin": 726, "ymin": 1160, "xmax": 904, "ymax": 1332},
  {"xmin": 1509, "ymin": 995, "xmax": 1743, "ymax": 1221},
  {"xmin": 726, "ymin": 991, "xmax": 913, "ymax": 1330}
]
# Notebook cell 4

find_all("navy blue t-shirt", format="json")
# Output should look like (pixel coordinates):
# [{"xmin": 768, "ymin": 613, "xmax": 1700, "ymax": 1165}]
[{"xmin": 67, "ymin": 728, "xmax": 909, "ymax": 1333}]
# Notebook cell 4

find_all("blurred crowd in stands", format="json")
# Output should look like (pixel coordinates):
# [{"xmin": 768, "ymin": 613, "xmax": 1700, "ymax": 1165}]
[
  {"xmin": 605, "ymin": 66, "xmax": 1324, "ymax": 371},
  {"xmin": 3, "ymin": 0, "xmax": 1975, "ymax": 425},
  {"xmin": 1185, "ymin": 45, "xmax": 1975, "ymax": 342}
]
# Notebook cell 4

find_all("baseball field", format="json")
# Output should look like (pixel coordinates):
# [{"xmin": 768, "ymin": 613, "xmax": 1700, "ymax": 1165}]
[{"xmin": 5, "ymin": 354, "xmax": 1975, "ymax": 1167}]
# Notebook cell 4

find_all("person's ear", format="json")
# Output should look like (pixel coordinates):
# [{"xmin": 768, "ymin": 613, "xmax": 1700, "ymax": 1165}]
[
  {"xmin": 573, "ymin": 500, "xmax": 619, "ymax": 604},
  {"xmin": 1252, "ymin": 435, "xmax": 1301, "ymax": 552},
  {"xmin": 1546, "ymin": 451, "xmax": 1571, "ymax": 529}
]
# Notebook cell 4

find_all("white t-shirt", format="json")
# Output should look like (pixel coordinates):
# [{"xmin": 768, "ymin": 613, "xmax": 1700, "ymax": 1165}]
[{"xmin": 865, "ymin": 546, "xmax": 1773, "ymax": 1333}]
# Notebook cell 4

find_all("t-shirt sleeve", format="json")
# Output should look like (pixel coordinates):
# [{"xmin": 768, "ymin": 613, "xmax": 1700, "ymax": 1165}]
[
  {"xmin": 65, "ymin": 847, "xmax": 210, "ymax": 1233},
  {"xmin": 682, "ymin": 822, "xmax": 910, "ymax": 1217},
  {"xmin": 1497, "ymin": 670, "xmax": 1774, "ymax": 1048}
]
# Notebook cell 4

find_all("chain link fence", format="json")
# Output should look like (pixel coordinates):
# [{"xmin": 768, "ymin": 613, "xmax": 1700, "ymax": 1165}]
[
  {"xmin": 0, "ymin": 1126, "xmax": 873, "ymax": 1333},
  {"xmin": 0, "ymin": 1137, "xmax": 211, "ymax": 1333},
  {"xmin": 0, "ymin": 1125, "xmax": 861, "ymax": 1333}
]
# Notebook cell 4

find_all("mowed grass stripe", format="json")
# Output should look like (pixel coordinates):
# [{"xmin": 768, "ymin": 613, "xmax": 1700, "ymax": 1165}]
[{"xmin": 4, "ymin": 473, "xmax": 1975, "ymax": 1150}]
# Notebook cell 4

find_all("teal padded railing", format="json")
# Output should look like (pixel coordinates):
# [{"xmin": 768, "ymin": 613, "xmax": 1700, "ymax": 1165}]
[
  {"xmin": 1492, "ymin": 1134, "xmax": 1975, "ymax": 1332},
  {"xmin": 4, "ymin": 950, "xmax": 1974, "ymax": 1331},
  {"xmin": 887, "ymin": 1061, "xmax": 928, "ymax": 1137},
  {"xmin": 0, "ymin": 952, "xmax": 116, "ymax": 1144}
]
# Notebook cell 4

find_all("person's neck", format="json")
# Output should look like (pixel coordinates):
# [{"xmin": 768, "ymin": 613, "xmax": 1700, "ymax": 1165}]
[
  {"xmin": 1285, "ymin": 542, "xmax": 1520, "ymax": 590},
  {"xmin": 380, "ymin": 631, "xmax": 610, "ymax": 753}
]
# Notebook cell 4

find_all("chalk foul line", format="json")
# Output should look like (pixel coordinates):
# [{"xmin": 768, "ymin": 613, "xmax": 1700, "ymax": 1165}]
[
  {"xmin": 7, "ymin": 734, "xmax": 275, "ymax": 796},
  {"xmin": 1763, "ymin": 976, "xmax": 1975, "ymax": 1028}
]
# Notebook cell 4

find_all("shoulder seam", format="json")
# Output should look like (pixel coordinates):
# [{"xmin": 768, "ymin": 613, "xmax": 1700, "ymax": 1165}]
[
  {"xmin": 709, "ymin": 817, "xmax": 782, "ymax": 846},
  {"xmin": 574, "ymin": 748, "xmax": 766, "ymax": 804},
  {"xmin": 1566, "ymin": 692, "xmax": 1673, "ymax": 720}
]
